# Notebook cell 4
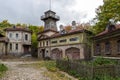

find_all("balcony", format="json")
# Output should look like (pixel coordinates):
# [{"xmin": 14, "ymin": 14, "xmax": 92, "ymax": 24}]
[{"xmin": 41, "ymin": 14, "xmax": 60, "ymax": 20}]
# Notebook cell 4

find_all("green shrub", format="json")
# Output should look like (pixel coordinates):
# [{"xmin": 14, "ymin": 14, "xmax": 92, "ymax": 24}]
[
  {"xmin": 92, "ymin": 57, "xmax": 117, "ymax": 66},
  {"xmin": 0, "ymin": 64, "xmax": 8, "ymax": 77},
  {"xmin": 44, "ymin": 61, "xmax": 57, "ymax": 72}
]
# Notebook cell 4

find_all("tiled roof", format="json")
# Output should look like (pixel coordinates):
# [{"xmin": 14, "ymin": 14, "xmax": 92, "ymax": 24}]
[
  {"xmin": 38, "ymin": 29, "xmax": 59, "ymax": 34},
  {"xmin": 4, "ymin": 27, "xmax": 32, "ymax": 33},
  {"xmin": 95, "ymin": 24, "xmax": 120, "ymax": 37},
  {"xmin": 38, "ymin": 28, "xmax": 92, "ymax": 40}
]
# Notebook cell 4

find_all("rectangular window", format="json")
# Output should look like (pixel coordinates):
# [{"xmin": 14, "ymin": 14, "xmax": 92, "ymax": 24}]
[
  {"xmin": 69, "ymin": 37, "xmax": 78, "ymax": 41},
  {"xmin": 40, "ymin": 42, "xmax": 41, "ymax": 47},
  {"xmin": 105, "ymin": 42, "xmax": 111, "ymax": 54},
  {"xmin": 25, "ymin": 34, "xmax": 28, "ymax": 40},
  {"xmin": 117, "ymin": 40, "xmax": 120, "ymax": 53},
  {"xmin": 9, "ymin": 33, "xmax": 12, "ymax": 38},
  {"xmin": 16, "ymin": 44, "xmax": 18, "ymax": 50},
  {"xmin": 96, "ymin": 44, "xmax": 101, "ymax": 54},
  {"xmin": 46, "ymin": 41, "xmax": 49, "ymax": 46},
  {"xmin": 16, "ymin": 33, "xmax": 18, "ymax": 39},
  {"xmin": 43, "ymin": 41, "xmax": 45, "ymax": 46},
  {"xmin": 51, "ymin": 41, "xmax": 57, "ymax": 44},
  {"xmin": 59, "ymin": 39, "xmax": 67, "ymax": 43},
  {"xmin": 10, "ymin": 43, "xmax": 12, "ymax": 50}
]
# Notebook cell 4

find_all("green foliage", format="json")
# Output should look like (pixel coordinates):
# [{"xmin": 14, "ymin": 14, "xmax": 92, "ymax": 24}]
[
  {"xmin": 29, "ymin": 25, "xmax": 44, "ymax": 49},
  {"xmin": 44, "ymin": 61, "xmax": 57, "ymax": 72},
  {"xmin": 0, "ymin": 20, "xmax": 13, "ymax": 35},
  {"xmin": 31, "ymin": 33, "xmax": 38, "ymax": 48},
  {"xmin": 93, "ymin": 57, "xmax": 117, "ymax": 66},
  {"xmin": 0, "ymin": 64, "xmax": 8, "ymax": 77},
  {"xmin": 93, "ymin": 0, "xmax": 120, "ymax": 34}
]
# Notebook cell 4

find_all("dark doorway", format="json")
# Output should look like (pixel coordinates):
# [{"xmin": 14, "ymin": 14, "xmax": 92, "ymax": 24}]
[
  {"xmin": 23, "ymin": 45, "xmax": 30, "ymax": 54},
  {"xmin": 41, "ymin": 49, "xmax": 45, "ymax": 58}
]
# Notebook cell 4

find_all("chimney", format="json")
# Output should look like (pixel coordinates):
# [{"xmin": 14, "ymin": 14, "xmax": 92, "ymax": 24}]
[
  {"xmin": 59, "ymin": 25, "xmax": 66, "ymax": 34},
  {"xmin": 13, "ymin": 26, "xmax": 16, "ymax": 28},
  {"xmin": 72, "ymin": 21, "xmax": 76, "ymax": 30}
]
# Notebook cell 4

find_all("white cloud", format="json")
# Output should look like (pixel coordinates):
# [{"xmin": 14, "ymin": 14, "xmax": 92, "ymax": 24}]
[{"xmin": 0, "ymin": 0, "xmax": 103, "ymax": 26}]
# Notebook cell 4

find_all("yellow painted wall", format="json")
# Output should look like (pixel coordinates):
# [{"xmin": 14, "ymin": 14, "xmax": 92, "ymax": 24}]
[{"xmin": 50, "ymin": 33, "xmax": 86, "ymax": 46}]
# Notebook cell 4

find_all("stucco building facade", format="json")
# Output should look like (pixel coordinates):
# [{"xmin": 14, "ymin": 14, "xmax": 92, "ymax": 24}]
[
  {"xmin": 38, "ymin": 10, "xmax": 92, "ymax": 60},
  {"xmin": 4, "ymin": 27, "xmax": 32, "ymax": 56},
  {"xmin": 0, "ymin": 34, "xmax": 8, "ymax": 56}
]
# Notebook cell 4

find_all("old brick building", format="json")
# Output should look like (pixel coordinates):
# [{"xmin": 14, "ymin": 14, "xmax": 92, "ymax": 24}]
[
  {"xmin": 93, "ymin": 23, "xmax": 120, "ymax": 58},
  {"xmin": 38, "ymin": 10, "xmax": 92, "ymax": 60}
]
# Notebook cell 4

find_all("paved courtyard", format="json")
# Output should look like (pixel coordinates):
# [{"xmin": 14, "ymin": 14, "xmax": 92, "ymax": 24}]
[{"xmin": 0, "ymin": 60, "xmax": 50, "ymax": 80}]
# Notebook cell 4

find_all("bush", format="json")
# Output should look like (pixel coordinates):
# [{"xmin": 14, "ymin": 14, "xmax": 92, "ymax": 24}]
[
  {"xmin": 93, "ymin": 57, "xmax": 117, "ymax": 66},
  {"xmin": 0, "ymin": 64, "xmax": 8, "ymax": 77},
  {"xmin": 44, "ymin": 61, "xmax": 57, "ymax": 72}
]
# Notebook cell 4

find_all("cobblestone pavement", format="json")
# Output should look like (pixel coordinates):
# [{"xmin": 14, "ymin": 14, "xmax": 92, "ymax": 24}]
[{"xmin": 0, "ymin": 61, "xmax": 50, "ymax": 80}]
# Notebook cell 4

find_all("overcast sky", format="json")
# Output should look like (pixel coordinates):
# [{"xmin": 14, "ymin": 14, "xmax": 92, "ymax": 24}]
[{"xmin": 0, "ymin": 0, "xmax": 103, "ymax": 26}]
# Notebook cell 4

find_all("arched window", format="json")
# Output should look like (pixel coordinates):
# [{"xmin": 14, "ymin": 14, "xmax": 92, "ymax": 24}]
[
  {"xmin": 105, "ymin": 42, "xmax": 111, "ymax": 54},
  {"xmin": 117, "ymin": 40, "xmax": 120, "ymax": 53}
]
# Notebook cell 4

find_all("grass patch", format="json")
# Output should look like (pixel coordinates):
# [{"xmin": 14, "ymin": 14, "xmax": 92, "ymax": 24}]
[
  {"xmin": 22, "ymin": 61, "xmax": 77, "ymax": 80},
  {"xmin": 0, "ymin": 64, "xmax": 8, "ymax": 77}
]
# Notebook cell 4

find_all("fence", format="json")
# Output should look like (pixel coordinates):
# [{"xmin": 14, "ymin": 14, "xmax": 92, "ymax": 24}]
[{"xmin": 56, "ymin": 60, "xmax": 120, "ymax": 79}]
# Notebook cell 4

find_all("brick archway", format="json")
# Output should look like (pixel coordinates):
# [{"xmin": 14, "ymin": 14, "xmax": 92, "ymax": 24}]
[
  {"xmin": 51, "ymin": 48, "xmax": 62, "ymax": 60},
  {"xmin": 65, "ymin": 47, "xmax": 80, "ymax": 60}
]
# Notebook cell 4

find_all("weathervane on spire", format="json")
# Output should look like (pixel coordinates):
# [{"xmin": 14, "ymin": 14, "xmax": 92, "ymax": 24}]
[{"xmin": 49, "ymin": 0, "xmax": 52, "ymax": 10}]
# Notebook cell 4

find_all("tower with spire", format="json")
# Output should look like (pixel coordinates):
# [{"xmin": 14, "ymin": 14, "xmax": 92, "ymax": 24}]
[{"xmin": 41, "ymin": 0, "xmax": 60, "ymax": 31}]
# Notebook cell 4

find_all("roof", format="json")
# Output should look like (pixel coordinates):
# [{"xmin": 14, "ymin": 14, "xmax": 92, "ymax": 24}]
[
  {"xmin": 37, "ymin": 29, "xmax": 59, "ymax": 35},
  {"xmin": 4, "ymin": 27, "xmax": 32, "ymax": 33},
  {"xmin": 93, "ymin": 24, "xmax": 120, "ymax": 39},
  {"xmin": 0, "ymin": 37, "xmax": 9, "ymax": 42},
  {"xmin": 38, "ymin": 28, "xmax": 92, "ymax": 40}
]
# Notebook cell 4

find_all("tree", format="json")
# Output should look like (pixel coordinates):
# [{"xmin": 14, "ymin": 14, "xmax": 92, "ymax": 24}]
[
  {"xmin": 0, "ymin": 20, "xmax": 12, "ymax": 35},
  {"xmin": 93, "ymin": 0, "xmax": 120, "ymax": 34},
  {"xmin": 64, "ymin": 25, "xmax": 72, "ymax": 32}
]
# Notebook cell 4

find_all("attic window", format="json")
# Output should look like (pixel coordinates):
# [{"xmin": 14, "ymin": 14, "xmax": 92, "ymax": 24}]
[
  {"xmin": 51, "ymin": 41, "xmax": 57, "ymax": 44},
  {"xmin": 69, "ymin": 37, "xmax": 78, "ymax": 41},
  {"xmin": 59, "ymin": 39, "xmax": 67, "ymax": 43}
]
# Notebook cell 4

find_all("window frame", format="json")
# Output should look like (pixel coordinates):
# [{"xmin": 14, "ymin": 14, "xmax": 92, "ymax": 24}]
[
  {"xmin": 25, "ymin": 34, "xmax": 28, "ymax": 41},
  {"xmin": 16, "ymin": 43, "xmax": 18, "ymax": 50},
  {"xmin": 105, "ymin": 41, "xmax": 111, "ymax": 54}
]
